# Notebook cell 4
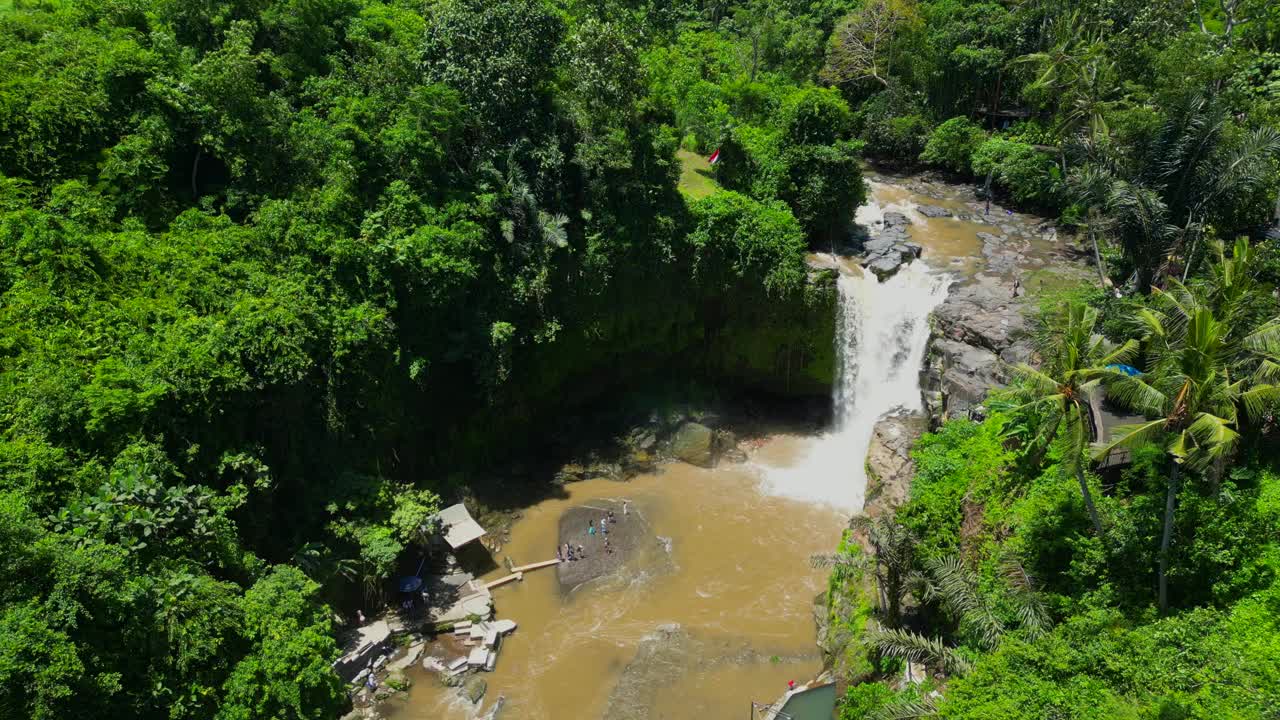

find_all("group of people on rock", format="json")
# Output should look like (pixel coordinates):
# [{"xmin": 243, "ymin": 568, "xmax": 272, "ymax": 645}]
[{"xmin": 558, "ymin": 501, "xmax": 628, "ymax": 562}]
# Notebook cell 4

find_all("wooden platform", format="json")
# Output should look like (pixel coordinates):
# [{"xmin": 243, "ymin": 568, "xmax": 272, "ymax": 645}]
[
  {"xmin": 485, "ymin": 572, "xmax": 524, "ymax": 589},
  {"xmin": 511, "ymin": 558, "xmax": 561, "ymax": 573}
]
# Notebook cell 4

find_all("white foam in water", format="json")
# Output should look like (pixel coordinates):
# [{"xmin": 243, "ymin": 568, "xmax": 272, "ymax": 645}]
[{"xmin": 755, "ymin": 261, "xmax": 949, "ymax": 511}]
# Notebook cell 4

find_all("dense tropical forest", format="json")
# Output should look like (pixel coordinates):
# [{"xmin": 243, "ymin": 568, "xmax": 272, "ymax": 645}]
[{"xmin": 0, "ymin": 0, "xmax": 1278, "ymax": 717}]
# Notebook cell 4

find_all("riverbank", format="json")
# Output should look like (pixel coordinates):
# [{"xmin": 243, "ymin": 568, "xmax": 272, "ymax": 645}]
[
  {"xmin": 819, "ymin": 170, "xmax": 1095, "ymax": 692},
  {"xmin": 365, "ymin": 170, "xmax": 1096, "ymax": 718},
  {"xmin": 375, "ymin": 435, "xmax": 846, "ymax": 719}
]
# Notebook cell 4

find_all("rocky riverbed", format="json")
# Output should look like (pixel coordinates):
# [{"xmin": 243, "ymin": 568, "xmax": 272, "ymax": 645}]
[
  {"xmin": 856, "ymin": 169, "xmax": 1094, "ymax": 509},
  {"xmin": 556, "ymin": 500, "xmax": 663, "ymax": 593},
  {"xmin": 814, "ymin": 170, "xmax": 1095, "ymax": 687}
]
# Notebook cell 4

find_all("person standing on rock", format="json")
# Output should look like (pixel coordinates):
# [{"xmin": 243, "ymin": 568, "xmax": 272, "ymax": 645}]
[{"xmin": 623, "ymin": 500, "xmax": 629, "ymax": 518}]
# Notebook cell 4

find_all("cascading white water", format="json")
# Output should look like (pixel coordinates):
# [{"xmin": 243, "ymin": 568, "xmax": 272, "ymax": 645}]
[{"xmin": 756, "ymin": 261, "xmax": 949, "ymax": 511}]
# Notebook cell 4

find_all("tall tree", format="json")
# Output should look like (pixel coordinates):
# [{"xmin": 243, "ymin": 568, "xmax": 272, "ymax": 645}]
[
  {"xmin": 849, "ymin": 514, "xmax": 917, "ymax": 626},
  {"xmin": 1012, "ymin": 301, "xmax": 1139, "ymax": 541},
  {"xmin": 822, "ymin": 0, "xmax": 919, "ymax": 89},
  {"xmin": 1097, "ymin": 265, "xmax": 1280, "ymax": 612}
]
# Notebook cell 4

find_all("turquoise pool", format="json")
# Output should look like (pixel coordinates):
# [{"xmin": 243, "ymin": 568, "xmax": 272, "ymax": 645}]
[{"xmin": 777, "ymin": 682, "xmax": 837, "ymax": 720}]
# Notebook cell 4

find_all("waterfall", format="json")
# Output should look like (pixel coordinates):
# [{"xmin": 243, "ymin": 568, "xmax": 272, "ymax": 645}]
[{"xmin": 756, "ymin": 261, "xmax": 949, "ymax": 511}]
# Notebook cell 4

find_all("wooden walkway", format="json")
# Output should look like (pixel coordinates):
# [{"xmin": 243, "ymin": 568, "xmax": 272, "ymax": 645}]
[
  {"xmin": 512, "ymin": 558, "xmax": 561, "ymax": 573},
  {"xmin": 485, "ymin": 558, "xmax": 561, "ymax": 590},
  {"xmin": 484, "ymin": 572, "xmax": 523, "ymax": 589}
]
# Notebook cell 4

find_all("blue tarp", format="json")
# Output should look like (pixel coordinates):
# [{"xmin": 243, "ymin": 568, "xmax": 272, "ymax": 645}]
[{"xmin": 1106, "ymin": 364, "xmax": 1141, "ymax": 377}]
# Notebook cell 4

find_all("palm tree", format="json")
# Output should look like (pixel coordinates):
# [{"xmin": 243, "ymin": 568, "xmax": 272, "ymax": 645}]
[
  {"xmin": 482, "ymin": 145, "xmax": 572, "ymax": 253},
  {"xmin": 1061, "ymin": 163, "xmax": 1177, "ymax": 294},
  {"xmin": 1096, "ymin": 281, "xmax": 1280, "ymax": 612},
  {"xmin": 868, "ymin": 696, "xmax": 939, "ymax": 720},
  {"xmin": 1018, "ymin": 17, "xmax": 1122, "ymax": 143},
  {"xmin": 1143, "ymin": 95, "xmax": 1280, "ymax": 279},
  {"xmin": 1065, "ymin": 97, "xmax": 1280, "ymax": 292},
  {"xmin": 1066, "ymin": 165, "xmax": 1116, "ymax": 288},
  {"xmin": 1107, "ymin": 179, "xmax": 1178, "ymax": 293},
  {"xmin": 849, "ymin": 515, "xmax": 917, "ymax": 627},
  {"xmin": 866, "ymin": 626, "xmax": 974, "ymax": 676},
  {"xmin": 1011, "ymin": 301, "xmax": 1139, "ymax": 540},
  {"xmin": 867, "ymin": 552, "xmax": 1049, "ymax": 678}
]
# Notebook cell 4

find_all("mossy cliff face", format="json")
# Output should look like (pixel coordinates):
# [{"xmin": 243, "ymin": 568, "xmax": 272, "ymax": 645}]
[
  {"xmin": 699, "ymin": 267, "xmax": 838, "ymax": 397},
  {"xmin": 438, "ymin": 266, "xmax": 838, "ymax": 468},
  {"xmin": 817, "ymin": 532, "xmax": 877, "ymax": 691}
]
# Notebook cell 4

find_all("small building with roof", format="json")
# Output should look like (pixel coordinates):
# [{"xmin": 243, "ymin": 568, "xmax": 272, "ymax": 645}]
[{"xmin": 432, "ymin": 503, "xmax": 486, "ymax": 550}]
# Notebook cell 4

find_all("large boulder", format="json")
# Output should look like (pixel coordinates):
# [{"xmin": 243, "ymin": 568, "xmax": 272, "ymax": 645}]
[
  {"xmin": 855, "ymin": 210, "xmax": 923, "ymax": 279},
  {"xmin": 933, "ymin": 275, "xmax": 1029, "ymax": 353},
  {"xmin": 556, "ymin": 500, "xmax": 667, "ymax": 593},
  {"xmin": 882, "ymin": 211, "xmax": 912, "ymax": 229},
  {"xmin": 464, "ymin": 676, "xmax": 487, "ymax": 704},
  {"xmin": 932, "ymin": 339, "xmax": 1005, "ymax": 418},
  {"xmin": 863, "ymin": 413, "xmax": 929, "ymax": 515},
  {"xmin": 670, "ymin": 422, "xmax": 714, "ymax": 467},
  {"xmin": 862, "ymin": 237, "xmax": 923, "ymax": 280}
]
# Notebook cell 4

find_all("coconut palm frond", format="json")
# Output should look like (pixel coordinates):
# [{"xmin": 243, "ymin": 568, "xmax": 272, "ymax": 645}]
[
  {"xmin": 866, "ymin": 628, "xmax": 974, "ymax": 676},
  {"xmin": 1151, "ymin": 282, "xmax": 1201, "ymax": 326},
  {"xmin": 1093, "ymin": 418, "xmax": 1167, "ymax": 460},
  {"xmin": 999, "ymin": 551, "xmax": 1052, "ymax": 639},
  {"xmin": 868, "ymin": 696, "xmax": 941, "ymax": 720},
  {"xmin": 925, "ymin": 556, "xmax": 979, "ymax": 612},
  {"xmin": 1010, "ymin": 364, "xmax": 1063, "ymax": 397},
  {"xmin": 1135, "ymin": 307, "xmax": 1169, "ymax": 341},
  {"xmin": 1182, "ymin": 413, "xmax": 1239, "ymax": 470},
  {"xmin": 1102, "ymin": 374, "xmax": 1167, "ymax": 417},
  {"xmin": 1240, "ymin": 384, "xmax": 1280, "ymax": 422},
  {"xmin": 1210, "ymin": 125, "xmax": 1280, "ymax": 203},
  {"xmin": 925, "ymin": 556, "xmax": 1004, "ymax": 649},
  {"xmin": 1067, "ymin": 164, "xmax": 1118, "ymax": 206},
  {"xmin": 1244, "ymin": 319, "xmax": 1280, "ymax": 357},
  {"xmin": 1095, "ymin": 338, "xmax": 1140, "ymax": 368},
  {"xmin": 1251, "ymin": 357, "xmax": 1280, "ymax": 385},
  {"xmin": 1011, "ymin": 394, "xmax": 1068, "ymax": 427},
  {"xmin": 537, "ymin": 211, "xmax": 570, "ymax": 248}
]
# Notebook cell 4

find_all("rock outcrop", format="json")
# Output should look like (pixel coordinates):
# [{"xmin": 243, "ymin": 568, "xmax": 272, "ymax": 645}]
[
  {"xmin": 932, "ymin": 275, "xmax": 1031, "ymax": 353},
  {"xmin": 863, "ymin": 412, "xmax": 929, "ymax": 517},
  {"xmin": 556, "ymin": 500, "xmax": 665, "ymax": 593},
  {"xmin": 857, "ymin": 210, "xmax": 923, "ymax": 279},
  {"xmin": 463, "ymin": 676, "xmax": 487, "ymax": 704},
  {"xmin": 928, "ymin": 339, "xmax": 1006, "ymax": 419},
  {"xmin": 670, "ymin": 422, "xmax": 714, "ymax": 467}
]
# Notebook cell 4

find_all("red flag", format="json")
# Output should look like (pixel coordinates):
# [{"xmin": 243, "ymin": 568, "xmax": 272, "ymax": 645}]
[{"xmin": 707, "ymin": 148, "xmax": 721, "ymax": 165}]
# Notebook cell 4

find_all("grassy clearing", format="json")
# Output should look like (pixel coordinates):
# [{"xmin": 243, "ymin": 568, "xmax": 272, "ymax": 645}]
[{"xmin": 676, "ymin": 149, "xmax": 718, "ymax": 199}]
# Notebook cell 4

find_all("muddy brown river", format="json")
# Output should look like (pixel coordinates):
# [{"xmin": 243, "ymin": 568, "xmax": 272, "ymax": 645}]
[
  {"xmin": 380, "ymin": 175, "xmax": 1076, "ymax": 719},
  {"xmin": 382, "ymin": 436, "xmax": 845, "ymax": 719}
]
